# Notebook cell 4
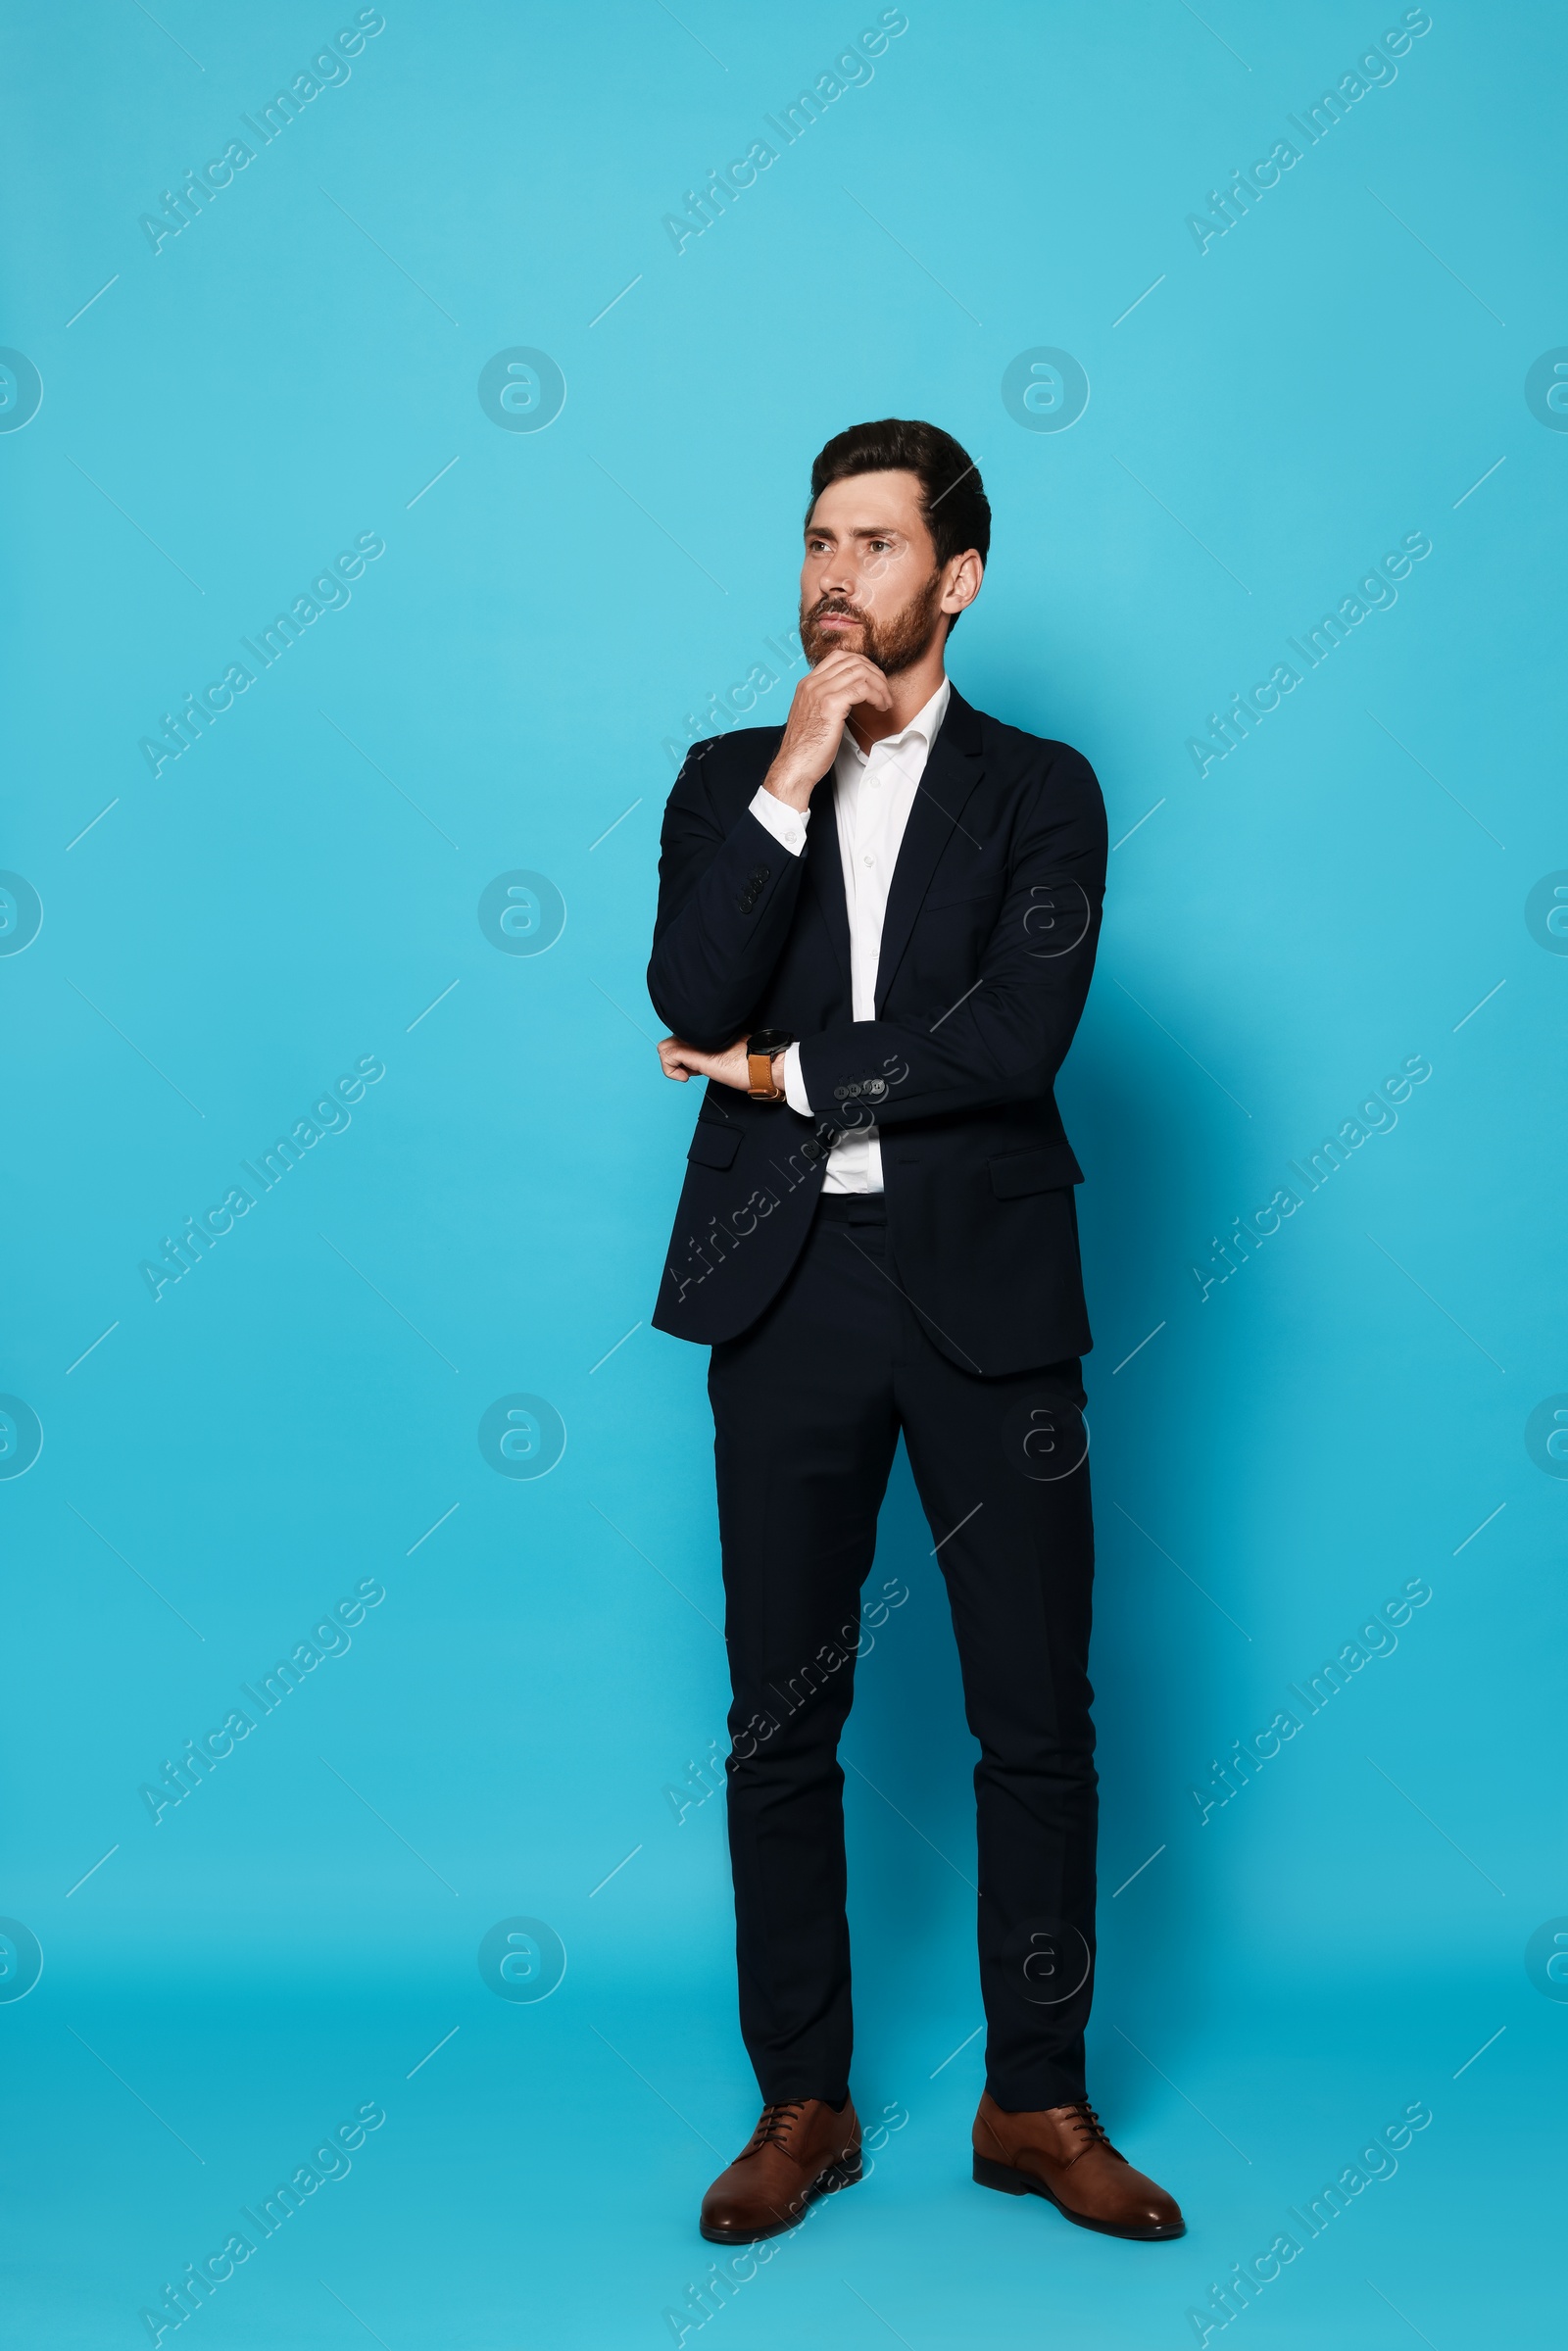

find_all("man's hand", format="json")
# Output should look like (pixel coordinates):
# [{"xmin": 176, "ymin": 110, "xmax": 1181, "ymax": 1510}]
[
  {"xmin": 761, "ymin": 652, "xmax": 892, "ymax": 810},
  {"xmin": 659, "ymin": 1036, "xmax": 785, "ymax": 1096}
]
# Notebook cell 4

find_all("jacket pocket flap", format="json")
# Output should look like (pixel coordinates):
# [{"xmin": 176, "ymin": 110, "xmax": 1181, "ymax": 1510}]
[
  {"xmin": 688, "ymin": 1120, "xmax": 742, "ymax": 1171},
  {"xmin": 990, "ymin": 1142, "xmax": 1084, "ymax": 1198}
]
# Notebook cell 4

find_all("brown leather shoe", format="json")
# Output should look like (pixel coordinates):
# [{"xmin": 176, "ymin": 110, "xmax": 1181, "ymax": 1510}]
[
  {"xmin": 972, "ymin": 2091, "xmax": 1184, "ymax": 2239},
  {"xmin": 700, "ymin": 2097, "xmax": 861, "ymax": 2244}
]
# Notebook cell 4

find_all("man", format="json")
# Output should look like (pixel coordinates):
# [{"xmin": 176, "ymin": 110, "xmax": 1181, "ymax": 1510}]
[{"xmin": 648, "ymin": 419, "xmax": 1183, "ymax": 2247}]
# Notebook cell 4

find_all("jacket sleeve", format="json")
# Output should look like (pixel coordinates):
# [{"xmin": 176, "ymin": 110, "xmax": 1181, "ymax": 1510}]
[
  {"xmin": 646, "ymin": 739, "xmax": 809, "ymax": 1050},
  {"xmin": 795, "ymin": 748, "xmax": 1106, "ymax": 1128}
]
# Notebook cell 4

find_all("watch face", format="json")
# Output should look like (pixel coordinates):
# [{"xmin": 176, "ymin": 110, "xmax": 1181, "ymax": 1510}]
[{"xmin": 748, "ymin": 1028, "xmax": 793, "ymax": 1054}]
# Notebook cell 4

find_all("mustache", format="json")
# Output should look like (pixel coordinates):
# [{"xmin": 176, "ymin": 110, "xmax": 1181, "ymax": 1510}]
[{"xmin": 808, "ymin": 596, "xmax": 869, "ymax": 624}]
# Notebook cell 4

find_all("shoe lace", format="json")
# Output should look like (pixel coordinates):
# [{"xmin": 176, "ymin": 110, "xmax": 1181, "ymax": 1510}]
[
  {"xmin": 745, "ymin": 2100, "xmax": 807, "ymax": 2155},
  {"xmin": 1061, "ymin": 2100, "xmax": 1121, "ymax": 2165}
]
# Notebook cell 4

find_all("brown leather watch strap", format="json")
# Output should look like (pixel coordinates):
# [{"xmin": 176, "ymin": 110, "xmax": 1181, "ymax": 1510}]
[{"xmin": 747, "ymin": 1050, "xmax": 783, "ymax": 1100}]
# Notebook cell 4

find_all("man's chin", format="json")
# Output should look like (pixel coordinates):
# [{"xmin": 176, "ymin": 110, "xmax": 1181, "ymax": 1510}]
[{"xmin": 805, "ymin": 620, "xmax": 872, "ymax": 662}]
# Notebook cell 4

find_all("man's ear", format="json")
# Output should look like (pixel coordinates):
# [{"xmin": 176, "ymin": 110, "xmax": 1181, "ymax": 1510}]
[{"xmin": 942, "ymin": 550, "xmax": 983, "ymax": 615}]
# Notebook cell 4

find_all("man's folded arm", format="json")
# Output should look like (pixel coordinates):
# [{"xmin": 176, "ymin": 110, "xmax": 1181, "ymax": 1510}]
[
  {"xmin": 794, "ymin": 764, "xmax": 1106, "ymax": 1126},
  {"xmin": 646, "ymin": 744, "xmax": 809, "ymax": 1050}
]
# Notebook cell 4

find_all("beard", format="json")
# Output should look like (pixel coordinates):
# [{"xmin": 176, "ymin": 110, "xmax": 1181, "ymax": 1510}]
[{"xmin": 801, "ymin": 568, "xmax": 944, "ymax": 675}]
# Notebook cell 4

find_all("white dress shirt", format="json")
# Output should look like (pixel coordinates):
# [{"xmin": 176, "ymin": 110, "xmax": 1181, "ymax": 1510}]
[{"xmin": 747, "ymin": 677, "xmax": 951, "ymax": 1193}]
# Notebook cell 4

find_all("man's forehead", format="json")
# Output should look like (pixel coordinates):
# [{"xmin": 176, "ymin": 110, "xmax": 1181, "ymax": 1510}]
[{"xmin": 807, "ymin": 470, "xmax": 926, "ymax": 535}]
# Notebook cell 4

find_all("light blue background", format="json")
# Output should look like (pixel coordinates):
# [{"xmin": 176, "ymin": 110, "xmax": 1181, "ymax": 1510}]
[{"xmin": 2, "ymin": 2, "xmax": 1564, "ymax": 2343}]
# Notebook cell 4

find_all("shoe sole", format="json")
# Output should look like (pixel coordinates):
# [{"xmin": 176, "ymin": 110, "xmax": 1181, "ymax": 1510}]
[
  {"xmin": 972, "ymin": 2152, "xmax": 1185, "ymax": 2240},
  {"xmin": 700, "ymin": 2151, "xmax": 862, "ymax": 2245}
]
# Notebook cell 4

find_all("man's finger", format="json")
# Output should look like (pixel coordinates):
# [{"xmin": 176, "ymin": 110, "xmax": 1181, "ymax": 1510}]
[
  {"xmin": 808, "ymin": 653, "xmax": 880, "ymax": 688},
  {"xmin": 814, "ymin": 651, "xmax": 881, "ymax": 680},
  {"xmin": 820, "ymin": 655, "xmax": 894, "ymax": 699}
]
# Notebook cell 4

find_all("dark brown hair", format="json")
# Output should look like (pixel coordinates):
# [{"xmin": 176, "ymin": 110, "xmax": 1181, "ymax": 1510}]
[{"xmin": 808, "ymin": 418, "xmax": 991, "ymax": 585}]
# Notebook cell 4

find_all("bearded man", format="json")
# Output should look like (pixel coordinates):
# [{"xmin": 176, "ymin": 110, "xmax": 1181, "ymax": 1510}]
[{"xmin": 648, "ymin": 418, "xmax": 1183, "ymax": 2249}]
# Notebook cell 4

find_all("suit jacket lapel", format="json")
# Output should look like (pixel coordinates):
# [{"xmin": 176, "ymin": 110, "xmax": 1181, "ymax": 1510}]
[{"xmin": 874, "ymin": 688, "xmax": 985, "ymax": 1012}]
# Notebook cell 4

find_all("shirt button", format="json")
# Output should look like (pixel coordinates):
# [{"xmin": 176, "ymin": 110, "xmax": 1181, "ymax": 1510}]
[{"xmin": 862, "ymin": 854, "xmax": 874, "ymax": 867}]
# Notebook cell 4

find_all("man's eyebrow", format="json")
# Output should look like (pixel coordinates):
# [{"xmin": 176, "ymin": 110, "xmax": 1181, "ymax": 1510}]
[{"xmin": 804, "ymin": 523, "xmax": 905, "ymax": 540}]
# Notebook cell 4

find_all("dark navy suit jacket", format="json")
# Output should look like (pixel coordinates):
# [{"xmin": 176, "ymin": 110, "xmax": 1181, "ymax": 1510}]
[{"xmin": 647, "ymin": 687, "xmax": 1106, "ymax": 1377}]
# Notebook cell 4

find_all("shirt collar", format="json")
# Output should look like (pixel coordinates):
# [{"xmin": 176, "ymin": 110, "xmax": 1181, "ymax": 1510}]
[{"xmin": 841, "ymin": 675, "xmax": 951, "ymax": 767}]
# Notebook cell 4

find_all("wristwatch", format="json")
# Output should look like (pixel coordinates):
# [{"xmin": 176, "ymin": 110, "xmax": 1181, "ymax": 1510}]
[{"xmin": 746, "ymin": 1028, "xmax": 794, "ymax": 1100}]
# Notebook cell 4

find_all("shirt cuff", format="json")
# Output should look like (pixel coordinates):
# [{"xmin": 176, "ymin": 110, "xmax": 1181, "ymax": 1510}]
[
  {"xmin": 782, "ymin": 1043, "xmax": 811, "ymax": 1116},
  {"xmin": 748, "ymin": 786, "xmax": 808, "ymax": 857}
]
